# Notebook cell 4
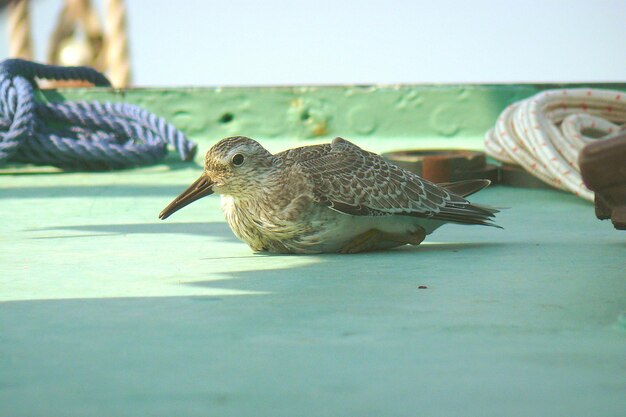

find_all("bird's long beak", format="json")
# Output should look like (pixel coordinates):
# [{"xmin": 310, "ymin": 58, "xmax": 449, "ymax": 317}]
[{"xmin": 159, "ymin": 174, "xmax": 214, "ymax": 220}]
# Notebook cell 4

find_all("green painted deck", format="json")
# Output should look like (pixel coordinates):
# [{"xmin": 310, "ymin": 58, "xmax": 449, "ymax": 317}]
[{"xmin": 1, "ymin": 85, "xmax": 625, "ymax": 416}]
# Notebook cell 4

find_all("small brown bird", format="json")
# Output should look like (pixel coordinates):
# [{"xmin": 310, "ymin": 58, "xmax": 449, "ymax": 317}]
[{"xmin": 159, "ymin": 136, "xmax": 499, "ymax": 254}]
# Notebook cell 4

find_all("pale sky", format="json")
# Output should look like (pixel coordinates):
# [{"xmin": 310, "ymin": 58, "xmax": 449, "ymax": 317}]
[{"xmin": 1, "ymin": 0, "xmax": 625, "ymax": 86}]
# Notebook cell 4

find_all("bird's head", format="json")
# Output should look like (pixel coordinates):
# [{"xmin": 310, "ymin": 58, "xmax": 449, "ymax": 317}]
[{"xmin": 159, "ymin": 136, "xmax": 276, "ymax": 220}]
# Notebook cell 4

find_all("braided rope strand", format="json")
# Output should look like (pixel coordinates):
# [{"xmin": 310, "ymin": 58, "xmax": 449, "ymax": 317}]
[
  {"xmin": 485, "ymin": 88, "xmax": 626, "ymax": 201},
  {"xmin": 0, "ymin": 59, "xmax": 196, "ymax": 170}
]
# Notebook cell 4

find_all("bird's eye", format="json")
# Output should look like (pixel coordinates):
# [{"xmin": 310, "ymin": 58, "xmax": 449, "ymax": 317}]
[{"xmin": 232, "ymin": 153, "xmax": 245, "ymax": 166}]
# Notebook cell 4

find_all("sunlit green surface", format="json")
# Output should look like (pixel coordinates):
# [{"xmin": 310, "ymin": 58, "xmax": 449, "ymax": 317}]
[{"xmin": 1, "ymin": 146, "xmax": 624, "ymax": 416}]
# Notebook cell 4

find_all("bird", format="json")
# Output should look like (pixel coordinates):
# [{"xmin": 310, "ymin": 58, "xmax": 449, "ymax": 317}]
[{"xmin": 159, "ymin": 136, "xmax": 500, "ymax": 254}]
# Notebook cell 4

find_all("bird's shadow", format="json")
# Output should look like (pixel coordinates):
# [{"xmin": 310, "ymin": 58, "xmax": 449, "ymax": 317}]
[{"xmin": 29, "ymin": 221, "xmax": 237, "ymax": 241}]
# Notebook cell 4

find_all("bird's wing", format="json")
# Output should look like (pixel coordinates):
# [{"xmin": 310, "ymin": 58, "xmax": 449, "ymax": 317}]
[
  {"xmin": 276, "ymin": 143, "xmax": 332, "ymax": 166},
  {"xmin": 295, "ymin": 137, "xmax": 499, "ymax": 225}
]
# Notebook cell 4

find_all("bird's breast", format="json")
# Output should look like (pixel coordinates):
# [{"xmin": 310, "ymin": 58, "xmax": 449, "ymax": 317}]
[
  {"xmin": 220, "ymin": 195, "xmax": 264, "ymax": 248},
  {"xmin": 219, "ymin": 194, "xmax": 315, "ymax": 252}
]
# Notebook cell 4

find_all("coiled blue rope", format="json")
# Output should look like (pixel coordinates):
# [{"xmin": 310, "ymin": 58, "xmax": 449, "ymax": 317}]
[{"xmin": 0, "ymin": 59, "xmax": 197, "ymax": 170}]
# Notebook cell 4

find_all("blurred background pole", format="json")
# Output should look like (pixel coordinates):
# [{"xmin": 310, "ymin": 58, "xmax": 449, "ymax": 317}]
[
  {"xmin": 7, "ymin": 0, "xmax": 33, "ymax": 59},
  {"xmin": 105, "ymin": 0, "xmax": 130, "ymax": 87}
]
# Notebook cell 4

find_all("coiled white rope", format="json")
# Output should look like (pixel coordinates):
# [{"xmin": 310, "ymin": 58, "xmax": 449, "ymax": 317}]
[{"xmin": 485, "ymin": 88, "xmax": 626, "ymax": 201}]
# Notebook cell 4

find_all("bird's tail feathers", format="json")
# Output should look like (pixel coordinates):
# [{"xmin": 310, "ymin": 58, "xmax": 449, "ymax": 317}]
[
  {"xmin": 439, "ymin": 179, "xmax": 491, "ymax": 198},
  {"xmin": 432, "ymin": 202, "xmax": 503, "ymax": 229}
]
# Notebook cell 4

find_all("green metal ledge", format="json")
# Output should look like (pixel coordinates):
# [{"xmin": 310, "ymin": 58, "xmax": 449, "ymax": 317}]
[{"xmin": 43, "ymin": 82, "xmax": 626, "ymax": 147}]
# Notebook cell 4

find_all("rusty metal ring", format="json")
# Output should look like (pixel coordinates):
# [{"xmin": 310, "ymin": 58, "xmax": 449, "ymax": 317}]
[{"xmin": 382, "ymin": 149, "xmax": 497, "ymax": 183}]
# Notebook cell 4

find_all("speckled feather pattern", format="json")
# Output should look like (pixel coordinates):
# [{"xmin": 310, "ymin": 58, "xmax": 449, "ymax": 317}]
[{"xmin": 278, "ymin": 138, "xmax": 496, "ymax": 224}]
